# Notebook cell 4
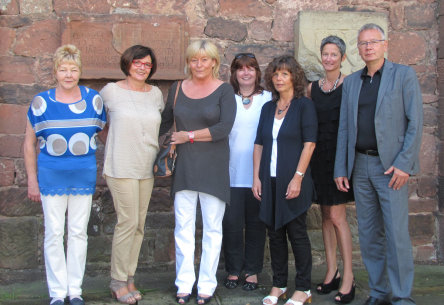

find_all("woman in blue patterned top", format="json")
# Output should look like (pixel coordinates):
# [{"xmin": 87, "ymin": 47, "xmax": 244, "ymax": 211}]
[{"xmin": 23, "ymin": 44, "xmax": 106, "ymax": 305}]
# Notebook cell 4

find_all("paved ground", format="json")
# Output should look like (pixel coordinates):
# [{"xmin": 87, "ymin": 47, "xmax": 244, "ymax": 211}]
[{"xmin": 1, "ymin": 265, "xmax": 443, "ymax": 305}]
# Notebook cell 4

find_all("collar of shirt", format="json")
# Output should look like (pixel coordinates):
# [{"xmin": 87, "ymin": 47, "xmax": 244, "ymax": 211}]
[{"xmin": 361, "ymin": 59, "xmax": 386, "ymax": 80}]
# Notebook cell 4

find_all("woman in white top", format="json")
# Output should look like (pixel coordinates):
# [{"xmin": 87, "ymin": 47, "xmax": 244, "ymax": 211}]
[
  {"xmin": 222, "ymin": 53, "xmax": 272, "ymax": 291},
  {"xmin": 99, "ymin": 45, "xmax": 164, "ymax": 305}
]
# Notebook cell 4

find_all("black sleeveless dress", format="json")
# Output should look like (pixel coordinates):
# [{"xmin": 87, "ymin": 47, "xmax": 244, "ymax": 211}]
[{"xmin": 310, "ymin": 81, "xmax": 354, "ymax": 205}]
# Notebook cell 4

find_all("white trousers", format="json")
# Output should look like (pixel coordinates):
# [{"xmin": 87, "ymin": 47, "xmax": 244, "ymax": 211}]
[
  {"xmin": 41, "ymin": 194, "xmax": 92, "ymax": 298},
  {"xmin": 174, "ymin": 190, "xmax": 226, "ymax": 296}
]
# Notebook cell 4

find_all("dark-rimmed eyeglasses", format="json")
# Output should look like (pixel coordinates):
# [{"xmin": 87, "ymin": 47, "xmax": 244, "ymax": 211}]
[
  {"xmin": 132, "ymin": 60, "xmax": 153, "ymax": 69},
  {"xmin": 357, "ymin": 40, "xmax": 385, "ymax": 48},
  {"xmin": 235, "ymin": 53, "xmax": 256, "ymax": 59}
]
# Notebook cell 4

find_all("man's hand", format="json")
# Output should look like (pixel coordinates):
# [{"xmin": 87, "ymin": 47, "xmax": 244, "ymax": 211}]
[
  {"xmin": 385, "ymin": 166, "xmax": 409, "ymax": 190},
  {"xmin": 334, "ymin": 176, "xmax": 350, "ymax": 192}
]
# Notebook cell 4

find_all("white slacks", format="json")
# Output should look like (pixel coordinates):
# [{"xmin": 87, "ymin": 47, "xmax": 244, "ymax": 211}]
[
  {"xmin": 41, "ymin": 194, "xmax": 92, "ymax": 298},
  {"xmin": 174, "ymin": 190, "xmax": 226, "ymax": 296}
]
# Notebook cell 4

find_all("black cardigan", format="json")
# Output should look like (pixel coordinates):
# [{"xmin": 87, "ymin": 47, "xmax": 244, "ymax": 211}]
[{"xmin": 255, "ymin": 97, "xmax": 317, "ymax": 229}]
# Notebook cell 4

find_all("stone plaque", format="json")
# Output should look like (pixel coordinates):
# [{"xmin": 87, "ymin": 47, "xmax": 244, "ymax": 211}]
[
  {"xmin": 62, "ymin": 15, "xmax": 189, "ymax": 80},
  {"xmin": 295, "ymin": 11, "xmax": 388, "ymax": 81}
]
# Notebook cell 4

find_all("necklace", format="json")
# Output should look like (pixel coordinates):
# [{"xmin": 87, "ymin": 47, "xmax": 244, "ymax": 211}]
[
  {"xmin": 277, "ymin": 103, "xmax": 290, "ymax": 115},
  {"xmin": 320, "ymin": 72, "xmax": 341, "ymax": 93},
  {"xmin": 240, "ymin": 91, "xmax": 255, "ymax": 105}
]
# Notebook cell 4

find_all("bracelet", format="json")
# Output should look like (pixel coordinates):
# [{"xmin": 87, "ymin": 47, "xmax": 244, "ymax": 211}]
[
  {"xmin": 188, "ymin": 131, "xmax": 195, "ymax": 144},
  {"xmin": 296, "ymin": 170, "xmax": 305, "ymax": 178}
]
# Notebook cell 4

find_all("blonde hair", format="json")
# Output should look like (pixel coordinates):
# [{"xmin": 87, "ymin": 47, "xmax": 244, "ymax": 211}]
[
  {"xmin": 185, "ymin": 40, "xmax": 220, "ymax": 79},
  {"xmin": 53, "ymin": 44, "xmax": 82, "ymax": 73}
]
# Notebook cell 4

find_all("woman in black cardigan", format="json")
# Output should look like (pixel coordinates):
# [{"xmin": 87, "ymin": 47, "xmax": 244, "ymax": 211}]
[{"xmin": 253, "ymin": 55, "xmax": 317, "ymax": 305}]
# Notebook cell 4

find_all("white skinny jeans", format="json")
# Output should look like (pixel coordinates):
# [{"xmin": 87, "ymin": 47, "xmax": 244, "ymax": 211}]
[
  {"xmin": 174, "ymin": 190, "xmax": 226, "ymax": 296},
  {"xmin": 41, "ymin": 194, "xmax": 92, "ymax": 298}
]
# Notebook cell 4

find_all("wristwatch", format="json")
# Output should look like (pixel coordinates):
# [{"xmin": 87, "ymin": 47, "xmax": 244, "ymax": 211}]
[
  {"xmin": 296, "ymin": 171, "xmax": 305, "ymax": 178},
  {"xmin": 188, "ymin": 131, "xmax": 195, "ymax": 144}
]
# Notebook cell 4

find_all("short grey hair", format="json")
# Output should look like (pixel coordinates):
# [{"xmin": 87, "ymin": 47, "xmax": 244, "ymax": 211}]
[
  {"xmin": 320, "ymin": 35, "xmax": 346, "ymax": 58},
  {"xmin": 358, "ymin": 23, "xmax": 385, "ymax": 40}
]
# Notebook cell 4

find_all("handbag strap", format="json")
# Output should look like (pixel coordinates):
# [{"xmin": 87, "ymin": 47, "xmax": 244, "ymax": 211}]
[{"xmin": 172, "ymin": 80, "xmax": 182, "ymax": 132}]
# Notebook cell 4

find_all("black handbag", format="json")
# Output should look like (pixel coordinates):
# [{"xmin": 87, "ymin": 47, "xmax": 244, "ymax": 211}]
[{"xmin": 153, "ymin": 81, "xmax": 181, "ymax": 178}]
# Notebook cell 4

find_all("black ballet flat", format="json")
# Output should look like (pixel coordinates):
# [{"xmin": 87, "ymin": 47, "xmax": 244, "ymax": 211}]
[
  {"xmin": 224, "ymin": 277, "xmax": 239, "ymax": 289},
  {"xmin": 316, "ymin": 269, "xmax": 340, "ymax": 294},
  {"xmin": 334, "ymin": 281, "xmax": 356, "ymax": 304},
  {"xmin": 242, "ymin": 274, "xmax": 258, "ymax": 291}
]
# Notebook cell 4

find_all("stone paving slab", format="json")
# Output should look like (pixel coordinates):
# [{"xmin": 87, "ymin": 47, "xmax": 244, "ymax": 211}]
[{"xmin": 1, "ymin": 265, "xmax": 443, "ymax": 305}]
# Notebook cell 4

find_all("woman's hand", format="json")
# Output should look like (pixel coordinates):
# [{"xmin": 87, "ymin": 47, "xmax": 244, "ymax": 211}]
[
  {"xmin": 171, "ymin": 131, "xmax": 189, "ymax": 144},
  {"xmin": 252, "ymin": 177, "xmax": 262, "ymax": 201},
  {"xmin": 27, "ymin": 178, "xmax": 41, "ymax": 202},
  {"xmin": 286, "ymin": 176, "xmax": 302, "ymax": 199}
]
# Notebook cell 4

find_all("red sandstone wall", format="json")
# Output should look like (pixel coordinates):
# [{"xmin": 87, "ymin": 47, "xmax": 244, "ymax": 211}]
[{"xmin": 0, "ymin": 0, "xmax": 440, "ymax": 283}]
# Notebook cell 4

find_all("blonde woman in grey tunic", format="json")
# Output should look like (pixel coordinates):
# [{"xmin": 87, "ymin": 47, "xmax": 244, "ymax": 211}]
[{"xmin": 160, "ymin": 40, "xmax": 236, "ymax": 305}]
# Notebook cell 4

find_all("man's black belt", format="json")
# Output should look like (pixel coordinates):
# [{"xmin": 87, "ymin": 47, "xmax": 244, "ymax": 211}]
[{"xmin": 356, "ymin": 148, "xmax": 379, "ymax": 156}]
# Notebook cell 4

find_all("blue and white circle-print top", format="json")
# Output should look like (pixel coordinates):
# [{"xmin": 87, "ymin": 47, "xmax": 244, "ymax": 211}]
[{"xmin": 27, "ymin": 86, "xmax": 107, "ymax": 196}]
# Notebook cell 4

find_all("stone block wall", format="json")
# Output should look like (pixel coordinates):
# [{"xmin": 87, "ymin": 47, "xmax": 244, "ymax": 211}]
[{"xmin": 0, "ymin": 0, "xmax": 441, "ymax": 283}]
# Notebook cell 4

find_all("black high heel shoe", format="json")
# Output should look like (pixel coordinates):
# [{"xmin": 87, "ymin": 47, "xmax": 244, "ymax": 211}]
[
  {"xmin": 316, "ymin": 269, "xmax": 340, "ymax": 294},
  {"xmin": 334, "ymin": 280, "xmax": 356, "ymax": 304}
]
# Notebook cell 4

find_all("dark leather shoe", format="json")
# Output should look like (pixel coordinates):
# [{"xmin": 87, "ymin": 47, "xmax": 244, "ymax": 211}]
[
  {"xmin": 69, "ymin": 297, "xmax": 85, "ymax": 305},
  {"xmin": 363, "ymin": 296, "xmax": 391, "ymax": 305}
]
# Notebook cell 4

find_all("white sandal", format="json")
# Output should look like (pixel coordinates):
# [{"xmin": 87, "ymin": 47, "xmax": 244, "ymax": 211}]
[
  {"xmin": 284, "ymin": 290, "xmax": 312, "ymax": 305},
  {"xmin": 262, "ymin": 287, "xmax": 287, "ymax": 305}
]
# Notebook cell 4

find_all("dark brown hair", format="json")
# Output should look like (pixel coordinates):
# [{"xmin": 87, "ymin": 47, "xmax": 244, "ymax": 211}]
[
  {"xmin": 120, "ymin": 45, "xmax": 157, "ymax": 81},
  {"xmin": 264, "ymin": 55, "xmax": 306, "ymax": 102},
  {"xmin": 229, "ymin": 54, "xmax": 264, "ymax": 96}
]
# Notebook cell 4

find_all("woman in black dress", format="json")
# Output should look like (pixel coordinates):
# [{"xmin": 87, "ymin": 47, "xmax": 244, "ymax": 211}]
[
  {"xmin": 307, "ymin": 36, "xmax": 355, "ymax": 304},
  {"xmin": 253, "ymin": 55, "xmax": 317, "ymax": 305}
]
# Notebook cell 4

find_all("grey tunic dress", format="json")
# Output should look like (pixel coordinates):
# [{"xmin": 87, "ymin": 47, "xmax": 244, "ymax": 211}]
[{"xmin": 160, "ymin": 81, "xmax": 236, "ymax": 203}]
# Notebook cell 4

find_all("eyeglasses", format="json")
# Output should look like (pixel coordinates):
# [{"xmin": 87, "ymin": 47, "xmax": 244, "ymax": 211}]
[
  {"xmin": 132, "ymin": 60, "xmax": 153, "ymax": 69},
  {"xmin": 235, "ymin": 53, "xmax": 256, "ymax": 59},
  {"xmin": 357, "ymin": 40, "xmax": 385, "ymax": 48}
]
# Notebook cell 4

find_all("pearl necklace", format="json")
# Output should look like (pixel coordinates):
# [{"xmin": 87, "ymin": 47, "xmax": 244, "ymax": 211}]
[{"xmin": 320, "ymin": 72, "xmax": 341, "ymax": 93}]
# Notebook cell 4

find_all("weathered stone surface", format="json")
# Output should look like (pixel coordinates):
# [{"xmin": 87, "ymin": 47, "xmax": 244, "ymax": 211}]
[
  {"xmin": 226, "ymin": 44, "xmax": 292, "ymax": 71},
  {"xmin": 408, "ymin": 197, "xmax": 438, "ymax": 213},
  {"xmin": 409, "ymin": 213, "xmax": 436, "ymax": 244},
  {"xmin": 388, "ymin": 32, "xmax": 427, "ymax": 65},
  {"xmin": 295, "ymin": 11, "xmax": 388, "ymax": 81},
  {"xmin": 419, "ymin": 132, "xmax": 437, "ymax": 175},
  {"xmin": 149, "ymin": 187, "xmax": 174, "ymax": 212},
  {"xmin": 0, "ymin": 103, "xmax": 27, "ymax": 134},
  {"xmin": 62, "ymin": 15, "xmax": 188, "ymax": 80},
  {"xmin": 14, "ymin": 19, "xmax": 61, "ymax": 57},
  {"xmin": 413, "ymin": 244, "xmax": 437, "ymax": 262},
  {"xmin": 19, "ymin": 0, "xmax": 52, "ymax": 14},
  {"xmin": 54, "ymin": 0, "xmax": 110, "ymax": 14},
  {"xmin": 248, "ymin": 20, "xmax": 272, "ymax": 42},
  {"xmin": 405, "ymin": 4, "xmax": 436, "ymax": 29},
  {"xmin": 0, "ymin": 56, "xmax": 35, "ymax": 84},
  {"xmin": 0, "ymin": 134, "xmax": 24, "ymax": 158},
  {"xmin": 389, "ymin": 3, "xmax": 404, "ymax": 30},
  {"xmin": 0, "ymin": 27, "xmax": 15, "ymax": 55},
  {"xmin": 307, "ymin": 205, "xmax": 322, "ymax": 230},
  {"xmin": 418, "ymin": 176, "xmax": 438, "ymax": 197},
  {"xmin": 204, "ymin": 0, "xmax": 219, "ymax": 16},
  {"xmin": 0, "ymin": 15, "xmax": 32, "ymax": 28},
  {"xmin": 138, "ymin": 0, "xmax": 189, "ymax": 15},
  {"xmin": 0, "ymin": 0, "xmax": 19, "ymax": 14},
  {"xmin": 0, "ymin": 158, "xmax": 14, "ymax": 187},
  {"xmin": 418, "ymin": 72, "xmax": 437, "ymax": 95},
  {"xmin": 439, "ymin": 21, "xmax": 444, "ymax": 59},
  {"xmin": 0, "ymin": 188, "xmax": 42, "ymax": 217},
  {"xmin": 35, "ymin": 57, "xmax": 56, "ymax": 87},
  {"xmin": 0, "ymin": 84, "xmax": 48, "ymax": 105},
  {"xmin": 219, "ymin": 0, "xmax": 272, "ymax": 18},
  {"xmin": 14, "ymin": 159, "xmax": 27, "ymax": 187},
  {"xmin": 423, "ymin": 104, "xmax": 438, "ymax": 127},
  {"xmin": 102, "ymin": 213, "xmax": 117, "ymax": 235},
  {"xmin": 204, "ymin": 17, "xmax": 247, "ymax": 42},
  {"xmin": 146, "ymin": 212, "xmax": 174, "ymax": 229},
  {"xmin": 0, "ymin": 216, "xmax": 39, "ymax": 268},
  {"xmin": 87, "ymin": 235, "xmax": 112, "ymax": 263}
]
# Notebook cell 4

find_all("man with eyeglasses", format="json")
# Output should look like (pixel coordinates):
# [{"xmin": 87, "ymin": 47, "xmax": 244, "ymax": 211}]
[{"xmin": 334, "ymin": 23, "xmax": 422, "ymax": 305}]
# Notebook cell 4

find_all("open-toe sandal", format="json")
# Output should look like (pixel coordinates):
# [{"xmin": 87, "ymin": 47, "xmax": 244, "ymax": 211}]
[
  {"xmin": 317, "ymin": 269, "xmax": 340, "ymax": 294},
  {"xmin": 285, "ymin": 290, "xmax": 312, "ymax": 305},
  {"xmin": 110, "ymin": 279, "xmax": 138, "ymax": 304},
  {"xmin": 127, "ymin": 276, "xmax": 142, "ymax": 301},
  {"xmin": 196, "ymin": 295, "xmax": 212, "ymax": 304},
  {"xmin": 262, "ymin": 287, "xmax": 287, "ymax": 305},
  {"xmin": 176, "ymin": 293, "xmax": 191, "ymax": 304}
]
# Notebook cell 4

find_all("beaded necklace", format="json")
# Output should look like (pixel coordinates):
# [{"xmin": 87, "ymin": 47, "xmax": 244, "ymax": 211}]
[{"xmin": 320, "ymin": 72, "xmax": 341, "ymax": 93}]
